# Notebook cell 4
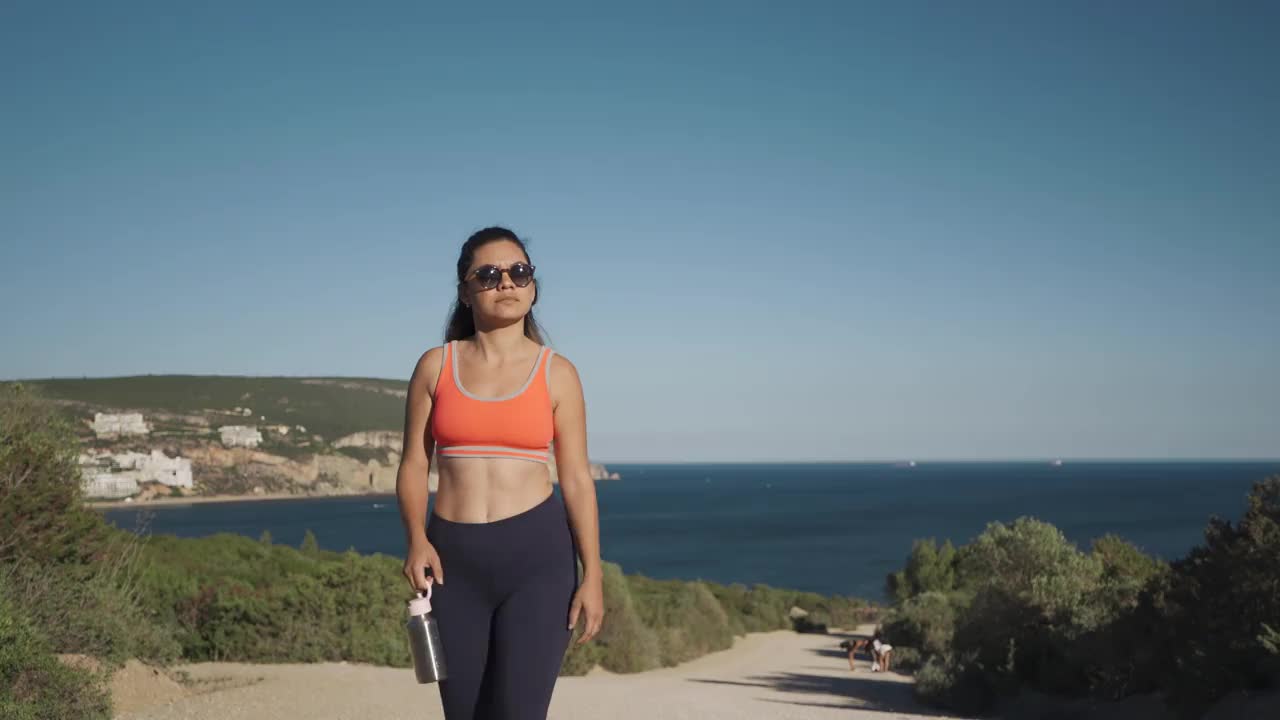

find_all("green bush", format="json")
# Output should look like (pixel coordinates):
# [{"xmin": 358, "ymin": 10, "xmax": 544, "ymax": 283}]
[
  {"xmin": 957, "ymin": 518, "xmax": 1106, "ymax": 625},
  {"xmin": 559, "ymin": 638, "xmax": 604, "ymax": 676},
  {"xmin": 1153, "ymin": 475, "xmax": 1280, "ymax": 714},
  {"xmin": 943, "ymin": 517, "xmax": 1120, "ymax": 702},
  {"xmin": 914, "ymin": 652, "xmax": 995, "ymax": 716},
  {"xmin": 887, "ymin": 538, "xmax": 959, "ymax": 603},
  {"xmin": 322, "ymin": 550, "xmax": 411, "ymax": 664},
  {"xmin": 0, "ymin": 383, "xmax": 182, "ymax": 720},
  {"xmin": 787, "ymin": 589, "xmax": 879, "ymax": 629},
  {"xmin": 706, "ymin": 582, "xmax": 791, "ymax": 634},
  {"xmin": 1090, "ymin": 534, "xmax": 1167, "ymax": 617},
  {"xmin": 884, "ymin": 518, "xmax": 1158, "ymax": 712},
  {"xmin": 2, "ymin": 559, "xmax": 180, "ymax": 668},
  {"xmin": 0, "ymin": 576, "xmax": 112, "ymax": 720},
  {"xmin": 883, "ymin": 590, "xmax": 959, "ymax": 658},
  {"xmin": 891, "ymin": 646, "xmax": 924, "ymax": 673},
  {"xmin": 630, "ymin": 576, "xmax": 734, "ymax": 665},
  {"xmin": 132, "ymin": 533, "xmax": 411, "ymax": 665},
  {"xmin": 611, "ymin": 573, "xmax": 878, "ymax": 668},
  {"xmin": 0, "ymin": 384, "xmax": 115, "ymax": 566},
  {"xmin": 889, "ymin": 476, "xmax": 1280, "ymax": 718},
  {"xmin": 131, "ymin": 532, "xmax": 877, "ymax": 676},
  {"xmin": 586, "ymin": 562, "xmax": 662, "ymax": 673}
]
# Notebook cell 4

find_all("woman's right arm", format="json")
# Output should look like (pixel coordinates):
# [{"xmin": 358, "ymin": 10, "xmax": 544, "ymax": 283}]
[{"xmin": 398, "ymin": 347, "xmax": 444, "ymax": 590}]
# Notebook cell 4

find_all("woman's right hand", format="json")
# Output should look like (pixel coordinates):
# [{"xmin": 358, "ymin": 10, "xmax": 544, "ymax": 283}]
[{"xmin": 404, "ymin": 537, "xmax": 443, "ymax": 592}]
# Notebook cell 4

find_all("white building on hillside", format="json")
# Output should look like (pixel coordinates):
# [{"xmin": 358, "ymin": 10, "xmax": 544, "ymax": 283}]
[
  {"xmin": 78, "ymin": 448, "xmax": 194, "ymax": 498},
  {"xmin": 92, "ymin": 412, "xmax": 149, "ymax": 437},
  {"xmin": 113, "ymin": 449, "xmax": 194, "ymax": 488},
  {"xmin": 83, "ymin": 472, "xmax": 140, "ymax": 499},
  {"xmin": 220, "ymin": 425, "xmax": 263, "ymax": 448}
]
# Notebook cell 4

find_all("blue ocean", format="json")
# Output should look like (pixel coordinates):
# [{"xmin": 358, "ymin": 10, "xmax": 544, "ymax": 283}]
[{"xmin": 101, "ymin": 461, "xmax": 1280, "ymax": 601}]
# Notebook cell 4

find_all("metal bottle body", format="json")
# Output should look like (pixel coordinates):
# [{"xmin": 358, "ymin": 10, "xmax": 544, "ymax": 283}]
[{"xmin": 406, "ymin": 609, "xmax": 448, "ymax": 683}]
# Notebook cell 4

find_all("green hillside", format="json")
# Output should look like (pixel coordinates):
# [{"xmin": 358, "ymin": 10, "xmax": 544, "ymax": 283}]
[{"xmin": 10, "ymin": 375, "xmax": 408, "ymax": 441}]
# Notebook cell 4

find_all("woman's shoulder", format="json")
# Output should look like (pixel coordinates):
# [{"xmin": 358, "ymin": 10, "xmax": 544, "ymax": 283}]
[
  {"xmin": 410, "ymin": 345, "xmax": 448, "ymax": 398},
  {"xmin": 546, "ymin": 348, "xmax": 577, "ymax": 374},
  {"xmin": 545, "ymin": 348, "xmax": 582, "ymax": 393},
  {"xmin": 417, "ymin": 343, "xmax": 447, "ymax": 369}
]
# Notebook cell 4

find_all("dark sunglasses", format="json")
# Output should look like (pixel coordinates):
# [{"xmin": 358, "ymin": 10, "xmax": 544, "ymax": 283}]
[{"xmin": 467, "ymin": 262, "xmax": 536, "ymax": 290}]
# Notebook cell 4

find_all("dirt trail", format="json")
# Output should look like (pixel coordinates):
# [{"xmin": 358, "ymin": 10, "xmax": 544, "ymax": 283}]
[{"xmin": 115, "ymin": 625, "xmax": 965, "ymax": 720}]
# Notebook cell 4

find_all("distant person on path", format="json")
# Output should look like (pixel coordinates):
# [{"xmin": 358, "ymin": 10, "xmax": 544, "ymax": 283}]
[
  {"xmin": 843, "ymin": 637, "xmax": 871, "ymax": 671},
  {"xmin": 872, "ymin": 631, "xmax": 893, "ymax": 672},
  {"xmin": 397, "ymin": 227, "xmax": 605, "ymax": 720}
]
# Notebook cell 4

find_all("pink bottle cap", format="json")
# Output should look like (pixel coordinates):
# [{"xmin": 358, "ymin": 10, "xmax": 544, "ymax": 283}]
[{"xmin": 408, "ymin": 577, "xmax": 434, "ymax": 616}]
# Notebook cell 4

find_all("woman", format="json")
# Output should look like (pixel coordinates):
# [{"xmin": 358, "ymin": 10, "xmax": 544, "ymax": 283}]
[
  {"xmin": 871, "ymin": 631, "xmax": 893, "ymax": 673},
  {"xmin": 842, "ymin": 637, "xmax": 870, "ymax": 672},
  {"xmin": 396, "ymin": 227, "xmax": 605, "ymax": 720}
]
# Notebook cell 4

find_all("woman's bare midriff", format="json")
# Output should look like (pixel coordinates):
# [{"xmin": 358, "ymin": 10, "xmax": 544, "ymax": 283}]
[{"xmin": 432, "ymin": 456, "xmax": 554, "ymax": 523}]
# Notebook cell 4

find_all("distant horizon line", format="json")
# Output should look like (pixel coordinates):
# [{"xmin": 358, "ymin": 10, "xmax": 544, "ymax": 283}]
[
  {"xmin": 4, "ymin": 373, "xmax": 412, "ymax": 383},
  {"xmin": 594, "ymin": 458, "xmax": 1280, "ymax": 465}
]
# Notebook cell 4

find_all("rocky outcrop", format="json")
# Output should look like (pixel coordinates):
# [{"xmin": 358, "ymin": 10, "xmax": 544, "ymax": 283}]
[
  {"xmin": 592, "ymin": 463, "xmax": 621, "ymax": 481},
  {"xmin": 332, "ymin": 432, "xmax": 619, "ymax": 484},
  {"xmin": 333, "ymin": 430, "xmax": 403, "ymax": 450},
  {"xmin": 90, "ymin": 430, "xmax": 619, "ymax": 499},
  {"xmin": 101, "ymin": 439, "xmax": 619, "ymax": 500}
]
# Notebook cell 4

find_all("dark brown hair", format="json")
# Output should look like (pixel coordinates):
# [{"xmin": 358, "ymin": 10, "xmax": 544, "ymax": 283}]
[{"xmin": 445, "ymin": 226, "xmax": 548, "ymax": 344}]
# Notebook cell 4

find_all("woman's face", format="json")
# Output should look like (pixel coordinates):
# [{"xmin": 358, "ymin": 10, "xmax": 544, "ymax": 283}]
[{"xmin": 460, "ymin": 239, "xmax": 536, "ymax": 323}]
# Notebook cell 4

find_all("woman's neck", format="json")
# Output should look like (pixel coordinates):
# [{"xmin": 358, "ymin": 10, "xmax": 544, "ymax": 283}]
[{"xmin": 468, "ymin": 326, "xmax": 533, "ymax": 362}]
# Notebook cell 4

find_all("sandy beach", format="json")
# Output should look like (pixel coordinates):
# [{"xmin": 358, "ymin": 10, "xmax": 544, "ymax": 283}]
[{"xmin": 113, "ymin": 625, "xmax": 967, "ymax": 720}]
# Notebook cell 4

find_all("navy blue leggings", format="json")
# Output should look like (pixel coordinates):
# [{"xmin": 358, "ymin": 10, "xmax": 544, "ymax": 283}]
[{"xmin": 425, "ymin": 490, "xmax": 579, "ymax": 720}]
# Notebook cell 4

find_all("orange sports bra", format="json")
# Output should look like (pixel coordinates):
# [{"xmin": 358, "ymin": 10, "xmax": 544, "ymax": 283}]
[{"xmin": 430, "ymin": 340, "xmax": 556, "ymax": 464}]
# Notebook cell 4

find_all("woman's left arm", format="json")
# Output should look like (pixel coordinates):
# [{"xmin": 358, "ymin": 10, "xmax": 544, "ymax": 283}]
[{"xmin": 549, "ymin": 354, "xmax": 604, "ymax": 644}]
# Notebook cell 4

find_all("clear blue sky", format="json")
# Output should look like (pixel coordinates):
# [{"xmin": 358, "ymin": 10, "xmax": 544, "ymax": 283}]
[{"xmin": 3, "ymin": 1, "xmax": 1277, "ymax": 461}]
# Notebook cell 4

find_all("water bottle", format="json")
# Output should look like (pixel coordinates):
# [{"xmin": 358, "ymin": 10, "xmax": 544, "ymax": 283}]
[{"xmin": 406, "ymin": 578, "xmax": 447, "ymax": 683}]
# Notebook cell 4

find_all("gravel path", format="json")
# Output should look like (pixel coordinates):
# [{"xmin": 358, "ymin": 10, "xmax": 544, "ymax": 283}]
[{"xmin": 116, "ymin": 625, "xmax": 966, "ymax": 720}]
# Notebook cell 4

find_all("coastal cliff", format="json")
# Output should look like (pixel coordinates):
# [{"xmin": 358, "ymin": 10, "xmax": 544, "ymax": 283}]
[
  {"xmin": 9, "ymin": 375, "xmax": 619, "ymax": 505},
  {"xmin": 84, "ymin": 440, "xmax": 619, "ymax": 505},
  {"xmin": 175, "ymin": 441, "xmax": 617, "ymax": 495}
]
